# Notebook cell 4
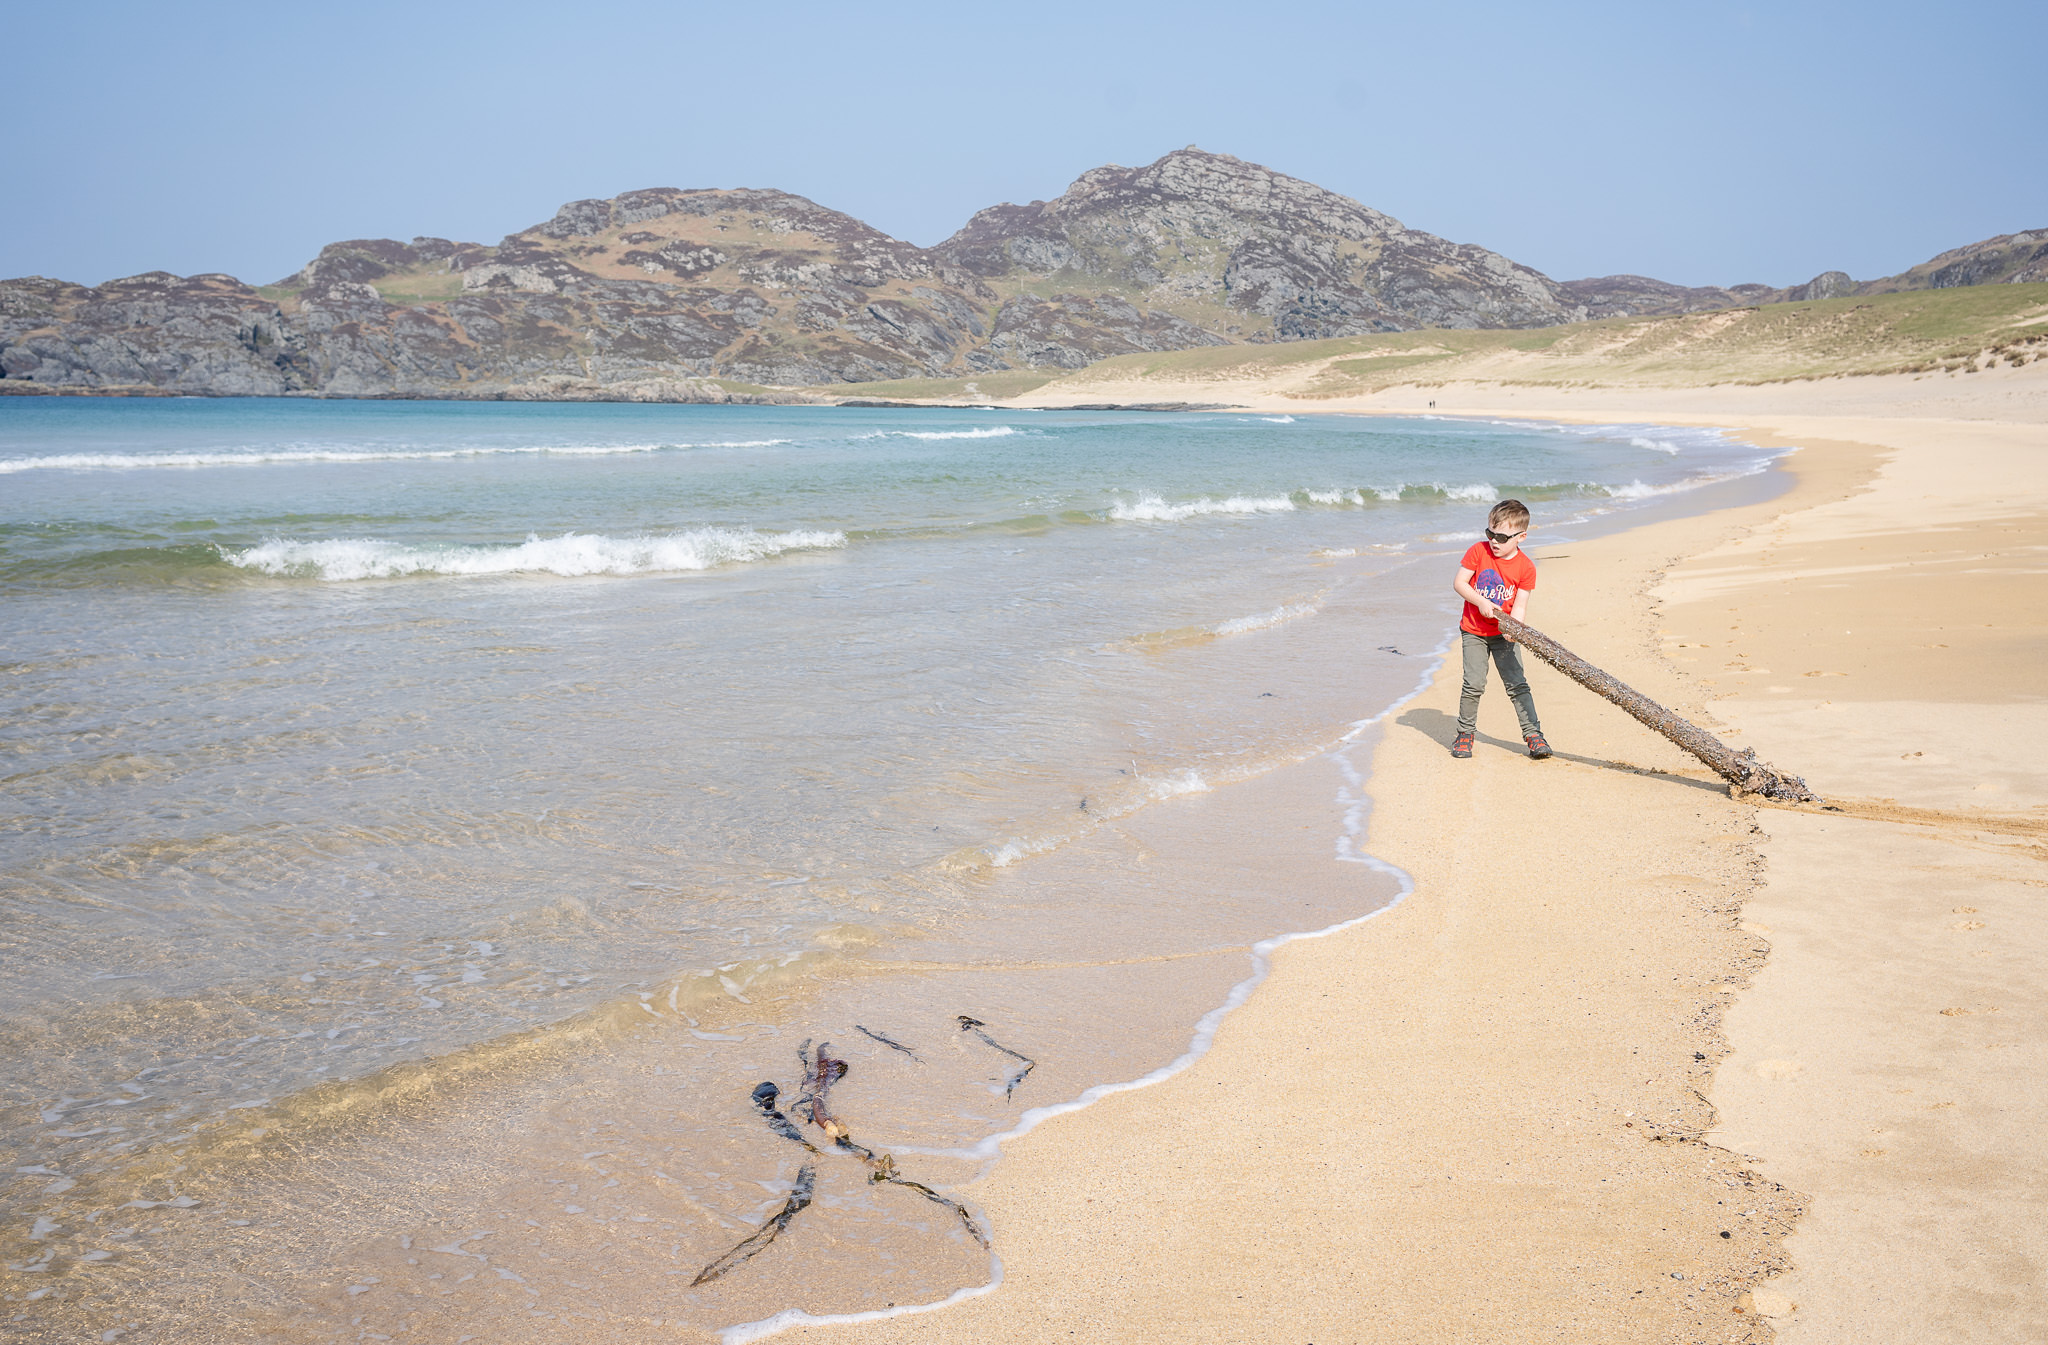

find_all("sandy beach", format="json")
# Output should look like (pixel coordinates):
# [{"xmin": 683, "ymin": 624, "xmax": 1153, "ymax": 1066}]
[{"xmin": 769, "ymin": 367, "xmax": 2048, "ymax": 1344}]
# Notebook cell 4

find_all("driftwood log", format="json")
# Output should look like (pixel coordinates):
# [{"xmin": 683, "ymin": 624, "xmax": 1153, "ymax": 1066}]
[{"xmin": 1493, "ymin": 612, "xmax": 1821, "ymax": 804}]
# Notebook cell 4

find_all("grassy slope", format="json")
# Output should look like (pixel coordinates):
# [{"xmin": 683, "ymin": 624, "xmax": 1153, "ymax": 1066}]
[{"xmin": 933, "ymin": 285, "xmax": 2048, "ymax": 402}]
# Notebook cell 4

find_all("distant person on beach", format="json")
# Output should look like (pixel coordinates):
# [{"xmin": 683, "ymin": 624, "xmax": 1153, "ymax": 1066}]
[{"xmin": 1450, "ymin": 499, "xmax": 1551, "ymax": 760}]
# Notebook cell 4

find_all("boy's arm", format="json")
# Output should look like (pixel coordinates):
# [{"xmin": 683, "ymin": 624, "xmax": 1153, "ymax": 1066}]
[
  {"xmin": 1505, "ymin": 589, "xmax": 1530, "ymax": 639},
  {"xmin": 1452, "ymin": 566, "xmax": 1496, "ymax": 617}
]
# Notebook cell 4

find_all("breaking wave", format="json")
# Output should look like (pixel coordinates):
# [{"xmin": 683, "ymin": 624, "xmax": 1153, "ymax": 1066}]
[
  {"xmin": 222, "ymin": 528, "xmax": 846, "ymax": 580},
  {"xmin": 1108, "ymin": 493, "xmax": 1296, "ymax": 522},
  {"xmin": 1211, "ymin": 601, "xmax": 1321, "ymax": 636},
  {"xmin": 852, "ymin": 426, "xmax": 1021, "ymax": 442},
  {"xmin": 0, "ymin": 441, "xmax": 792, "ymax": 473}
]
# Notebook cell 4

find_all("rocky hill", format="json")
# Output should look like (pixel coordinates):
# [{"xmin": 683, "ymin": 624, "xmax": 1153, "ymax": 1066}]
[
  {"xmin": 1562, "ymin": 228, "xmax": 2048, "ymax": 320},
  {"xmin": 1, "ymin": 151, "xmax": 2040, "ymax": 399},
  {"xmin": 933, "ymin": 149, "xmax": 1577, "ymax": 355}
]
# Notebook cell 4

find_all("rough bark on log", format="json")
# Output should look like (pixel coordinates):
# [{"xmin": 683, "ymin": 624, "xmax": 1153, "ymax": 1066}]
[{"xmin": 1493, "ymin": 612, "xmax": 1821, "ymax": 804}]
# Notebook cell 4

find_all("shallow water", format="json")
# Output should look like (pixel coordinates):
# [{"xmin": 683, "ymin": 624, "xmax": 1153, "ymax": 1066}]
[{"xmin": 0, "ymin": 398, "xmax": 1775, "ymax": 1338}]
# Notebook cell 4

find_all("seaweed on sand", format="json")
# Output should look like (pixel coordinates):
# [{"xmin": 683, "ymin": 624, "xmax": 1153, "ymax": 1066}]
[
  {"xmin": 750, "ymin": 1081, "xmax": 819, "ymax": 1152},
  {"xmin": 698, "ymin": 1041, "xmax": 992, "ymax": 1283},
  {"xmin": 866, "ymin": 1152, "xmax": 990, "ymax": 1248},
  {"xmin": 957, "ymin": 1015, "xmax": 1036, "ymax": 1100},
  {"xmin": 690, "ymin": 1163, "xmax": 817, "ymax": 1286},
  {"xmin": 856, "ymin": 1023, "xmax": 921, "ymax": 1060},
  {"xmin": 792, "ymin": 1042, "xmax": 854, "ymax": 1145}
]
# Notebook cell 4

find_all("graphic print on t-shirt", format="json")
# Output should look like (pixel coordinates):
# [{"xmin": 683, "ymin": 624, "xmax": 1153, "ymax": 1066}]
[{"xmin": 1473, "ymin": 566, "xmax": 1513, "ymax": 610}]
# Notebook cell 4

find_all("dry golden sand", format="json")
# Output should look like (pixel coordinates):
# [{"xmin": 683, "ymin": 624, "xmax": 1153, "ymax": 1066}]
[{"xmin": 769, "ymin": 373, "xmax": 2045, "ymax": 1345}]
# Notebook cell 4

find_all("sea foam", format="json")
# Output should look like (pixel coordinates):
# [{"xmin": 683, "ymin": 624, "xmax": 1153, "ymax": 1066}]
[
  {"xmin": 1109, "ymin": 493, "xmax": 1295, "ymax": 522},
  {"xmin": 1211, "ymin": 601, "xmax": 1320, "ymax": 636},
  {"xmin": 854, "ymin": 426, "xmax": 1021, "ymax": 441},
  {"xmin": 223, "ymin": 528, "xmax": 846, "ymax": 580},
  {"xmin": 0, "ymin": 441, "xmax": 791, "ymax": 473}
]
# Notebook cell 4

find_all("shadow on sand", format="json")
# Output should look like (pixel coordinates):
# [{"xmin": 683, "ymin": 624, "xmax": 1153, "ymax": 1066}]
[{"xmin": 1395, "ymin": 707, "xmax": 1730, "ymax": 797}]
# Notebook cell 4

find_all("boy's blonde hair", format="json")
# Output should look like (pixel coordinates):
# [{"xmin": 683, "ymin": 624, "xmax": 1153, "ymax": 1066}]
[{"xmin": 1488, "ymin": 499, "xmax": 1530, "ymax": 531}]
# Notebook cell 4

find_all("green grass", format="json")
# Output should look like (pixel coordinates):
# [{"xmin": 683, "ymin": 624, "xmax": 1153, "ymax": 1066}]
[
  {"xmin": 1034, "ymin": 284, "xmax": 2048, "ymax": 396},
  {"xmin": 1325, "ymin": 352, "xmax": 1460, "ymax": 377},
  {"xmin": 368, "ymin": 269, "xmax": 467, "ymax": 306}
]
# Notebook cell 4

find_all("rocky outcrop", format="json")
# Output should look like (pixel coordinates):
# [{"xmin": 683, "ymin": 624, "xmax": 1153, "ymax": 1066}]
[
  {"xmin": 3, "ymin": 153, "xmax": 2040, "ymax": 399},
  {"xmin": 973, "ymin": 293, "xmax": 1230, "ymax": 369},
  {"xmin": 1561, "ymin": 229, "xmax": 2048, "ymax": 319},
  {"xmin": 1559, "ymin": 275, "xmax": 1778, "ymax": 320},
  {"xmin": 0, "ymin": 272, "xmax": 309, "ymax": 394},
  {"xmin": 1873, "ymin": 228, "xmax": 2048, "ymax": 291},
  {"xmin": 937, "ymin": 147, "xmax": 1579, "ymax": 358}
]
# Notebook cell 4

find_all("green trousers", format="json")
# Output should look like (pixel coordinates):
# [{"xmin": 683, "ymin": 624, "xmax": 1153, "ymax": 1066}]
[{"xmin": 1457, "ymin": 630, "xmax": 1542, "ymax": 738}]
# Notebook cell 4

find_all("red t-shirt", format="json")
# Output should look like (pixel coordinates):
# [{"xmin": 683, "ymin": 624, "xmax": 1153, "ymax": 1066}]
[{"xmin": 1459, "ymin": 541, "xmax": 1536, "ymax": 637}]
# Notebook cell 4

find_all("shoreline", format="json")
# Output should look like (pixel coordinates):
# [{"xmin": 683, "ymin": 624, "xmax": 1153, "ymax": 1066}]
[
  {"xmin": 5, "ymin": 388, "xmax": 2036, "ymax": 1338},
  {"xmin": 765, "ymin": 388, "xmax": 2045, "ymax": 1342},
  {"xmin": 708, "ymin": 439, "xmax": 1803, "ymax": 1343}
]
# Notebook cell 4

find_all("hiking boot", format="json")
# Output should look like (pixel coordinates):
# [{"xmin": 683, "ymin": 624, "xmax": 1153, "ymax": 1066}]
[
  {"xmin": 1451, "ymin": 732, "xmax": 1474, "ymax": 758},
  {"xmin": 1525, "ymin": 732, "xmax": 1552, "ymax": 759}
]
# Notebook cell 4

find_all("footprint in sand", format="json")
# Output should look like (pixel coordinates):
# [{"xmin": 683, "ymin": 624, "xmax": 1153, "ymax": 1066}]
[
  {"xmin": 1755, "ymin": 1060, "xmax": 1803, "ymax": 1080},
  {"xmin": 1748, "ymin": 1287, "xmax": 1797, "ymax": 1317},
  {"xmin": 1951, "ymin": 920, "xmax": 1987, "ymax": 931}
]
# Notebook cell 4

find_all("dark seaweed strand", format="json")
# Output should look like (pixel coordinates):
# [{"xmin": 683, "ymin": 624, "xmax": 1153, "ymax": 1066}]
[
  {"xmin": 795, "ymin": 1045, "xmax": 850, "ymax": 1136},
  {"xmin": 690, "ymin": 1163, "xmax": 817, "ymax": 1286},
  {"xmin": 855, "ymin": 1024, "xmax": 922, "ymax": 1061},
  {"xmin": 738, "ymin": 1057, "xmax": 990, "ymax": 1273},
  {"xmin": 804, "ymin": 1058, "xmax": 978, "ymax": 1237},
  {"xmin": 957, "ymin": 1015, "xmax": 1037, "ymax": 1101},
  {"xmin": 792, "ymin": 1040, "xmax": 846, "ymax": 1127},
  {"xmin": 750, "ymin": 1081, "xmax": 819, "ymax": 1153},
  {"xmin": 869, "ymin": 1156, "xmax": 989, "ymax": 1248}
]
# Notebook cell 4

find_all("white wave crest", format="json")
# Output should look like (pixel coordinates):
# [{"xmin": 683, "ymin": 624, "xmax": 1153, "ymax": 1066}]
[
  {"xmin": 987, "ymin": 835, "xmax": 1060, "ymax": 869},
  {"xmin": 1259, "ymin": 415, "xmax": 1297, "ymax": 423},
  {"xmin": 1108, "ymin": 493, "xmax": 1296, "ymax": 522},
  {"xmin": 223, "ymin": 528, "xmax": 846, "ymax": 580},
  {"xmin": 0, "ymin": 440, "xmax": 791, "ymax": 473},
  {"xmin": 1629, "ymin": 436, "xmax": 1682, "ymax": 455},
  {"xmin": 1602, "ymin": 471, "xmax": 1754, "ymax": 500},
  {"xmin": 853, "ymin": 426, "xmax": 1020, "ymax": 442},
  {"xmin": 1212, "ymin": 601, "xmax": 1320, "ymax": 637},
  {"xmin": 1321, "ymin": 483, "xmax": 1487, "ymax": 503},
  {"xmin": 1144, "ymin": 769, "xmax": 1210, "ymax": 800}
]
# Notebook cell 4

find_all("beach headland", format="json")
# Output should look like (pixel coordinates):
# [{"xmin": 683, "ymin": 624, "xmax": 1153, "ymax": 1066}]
[{"xmin": 767, "ymin": 369, "xmax": 2048, "ymax": 1343}]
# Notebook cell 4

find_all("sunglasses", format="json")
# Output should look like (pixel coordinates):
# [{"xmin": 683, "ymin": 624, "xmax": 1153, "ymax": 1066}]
[{"xmin": 1484, "ymin": 528, "xmax": 1525, "ymax": 544}]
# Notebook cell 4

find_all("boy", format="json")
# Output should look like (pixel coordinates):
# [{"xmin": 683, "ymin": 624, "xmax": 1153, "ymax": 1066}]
[{"xmin": 1449, "ymin": 499, "xmax": 1551, "ymax": 760}]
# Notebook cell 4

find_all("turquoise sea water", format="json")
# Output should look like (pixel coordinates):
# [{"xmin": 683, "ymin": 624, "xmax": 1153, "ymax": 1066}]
[{"xmin": 0, "ymin": 398, "xmax": 1774, "ymax": 1338}]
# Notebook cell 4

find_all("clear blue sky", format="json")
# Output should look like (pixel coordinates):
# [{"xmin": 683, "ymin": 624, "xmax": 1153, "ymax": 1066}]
[{"xmin": 6, "ymin": 0, "xmax": 2042, "ymax": 290}]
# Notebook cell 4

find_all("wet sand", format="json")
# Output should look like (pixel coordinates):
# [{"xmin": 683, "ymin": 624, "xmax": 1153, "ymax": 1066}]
[{"xmin": 774, "ymin": 373, "xmax": 2047, "ymax": 1342}]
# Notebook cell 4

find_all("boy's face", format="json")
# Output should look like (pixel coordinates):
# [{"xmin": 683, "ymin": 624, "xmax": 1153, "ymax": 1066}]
[{"xmin": 1484, "ymin": 521, "xmax": 1526, "ymax": 558}]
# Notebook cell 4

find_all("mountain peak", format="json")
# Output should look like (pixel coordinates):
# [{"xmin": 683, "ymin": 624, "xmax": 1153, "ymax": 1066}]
[{"xmin": 936, "ymin": 147, "xmax": 1563, "ymax": 338}]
